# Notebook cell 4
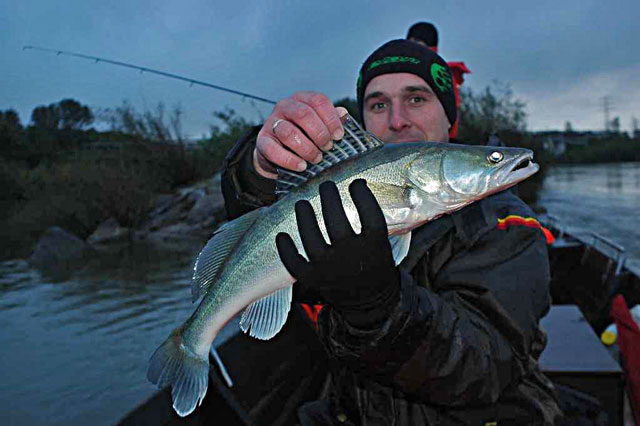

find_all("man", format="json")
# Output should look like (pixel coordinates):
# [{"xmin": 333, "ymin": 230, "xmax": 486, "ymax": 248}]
[
  {"xmin": 407, "ymin": 21, "xmax": 440, "ymax": 48},
  {"xmin": 406, "ymin": 21, "xmax": 471, "ymax": 140},
  {"xmin": 221, "ymin": 40, "xmax": 560, "ymax": 425}
]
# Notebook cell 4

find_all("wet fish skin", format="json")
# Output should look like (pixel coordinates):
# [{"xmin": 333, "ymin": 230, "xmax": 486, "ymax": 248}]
[{"xmin": 147, "ymin": 137, "xmax": 538, "ymax": 417}]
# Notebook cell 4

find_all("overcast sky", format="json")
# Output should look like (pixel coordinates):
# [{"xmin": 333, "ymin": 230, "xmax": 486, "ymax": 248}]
[{"xmin": 2, "ymin": 0, "xmax": 639, "ymax": 138}]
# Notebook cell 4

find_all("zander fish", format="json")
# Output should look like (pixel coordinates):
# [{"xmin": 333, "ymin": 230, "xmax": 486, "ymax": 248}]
[{"xmin": 147, "ymin": 116, "xmax": 539, "ymax": 416}]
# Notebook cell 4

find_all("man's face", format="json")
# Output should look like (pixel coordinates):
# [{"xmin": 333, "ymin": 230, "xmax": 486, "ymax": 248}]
[{"xmin": 362, "ymin": 73, "xmax": 450, "ymax": 144}]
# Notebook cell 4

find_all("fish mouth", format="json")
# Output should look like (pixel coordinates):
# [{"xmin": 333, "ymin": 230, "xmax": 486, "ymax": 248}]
[{"xmin": 502, "ymin": 153, "xmax": 539, "ymax": 186}]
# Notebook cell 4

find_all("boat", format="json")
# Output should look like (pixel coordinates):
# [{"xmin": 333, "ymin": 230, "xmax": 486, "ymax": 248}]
[
  {"xmin": 543, "ymin": 214, "xmax": 640, "ymax": 334},
  {"xmin": 117, "ymin": 214, "xmax": 640, "ymax": 426}
]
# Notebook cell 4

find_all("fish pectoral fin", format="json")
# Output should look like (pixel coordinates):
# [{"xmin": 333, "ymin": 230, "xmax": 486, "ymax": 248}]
[
  {"xmin": 191, "ymin": 208, "xmax": 264, "ymax": 302},
  {"xmin": 240, "ymin": 286, "xmax": 292, "ymax": 340},
  {"xmin": 389, "ymin": 233, "xmax": 412, "ymax": 266}
]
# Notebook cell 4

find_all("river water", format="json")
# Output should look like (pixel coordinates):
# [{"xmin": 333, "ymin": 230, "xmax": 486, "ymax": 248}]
[
  {"xmin": 538, "ymin": 162, "xmax": 640, "ymax": 273},
  {"xmin": 1, "ymin": 162, "xmax": 639, "ymax": 426}
]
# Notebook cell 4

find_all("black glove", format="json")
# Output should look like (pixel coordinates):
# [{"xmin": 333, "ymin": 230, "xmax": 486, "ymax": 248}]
[{"xmin": 276, "ymin": 179, "xmax": 400, "ymax": 327}]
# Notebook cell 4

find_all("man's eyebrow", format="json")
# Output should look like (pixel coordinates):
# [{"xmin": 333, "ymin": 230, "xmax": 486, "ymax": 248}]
[
  {"xmin": 404, "ymin": 85, "xmax": 433, "ymax": 94},
  {"xmin": 363, "ymin": 91, "xmax": 384, "ymax": 103}
]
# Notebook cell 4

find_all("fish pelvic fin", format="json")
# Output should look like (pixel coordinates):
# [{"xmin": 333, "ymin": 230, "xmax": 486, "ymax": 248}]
[
  {"xmin": 389, "ymin": 233, "xmax": 412, "ymax": 266},
  {"xmin": 147, "ymin": 328, "xmax": 209, "ymax": 417},
  {"xmin": 275, "ymin": 114, "xmax": 384, "ymax": 198},
  {"xmin": 191, "ymin": 208, "xmax": 264, "ymax": 302},
  {"xmin": 240, "ymin": 286, "xmax": 292, "ymax": 340}
]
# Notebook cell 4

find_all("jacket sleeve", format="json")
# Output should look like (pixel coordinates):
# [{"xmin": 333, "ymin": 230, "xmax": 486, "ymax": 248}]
[
  {"xmin": 317, "ymin": 198, "xmax": 551, "ymax": 407},
  {"xmin": 220, "ymin": 125, "xmax": 277, "ymax": 220}
]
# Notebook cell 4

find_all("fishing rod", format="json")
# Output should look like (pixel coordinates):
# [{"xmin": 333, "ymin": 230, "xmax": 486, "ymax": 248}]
[{"xmin": 23, "ymin": 45, "xmax": 277, "ymax": 105}]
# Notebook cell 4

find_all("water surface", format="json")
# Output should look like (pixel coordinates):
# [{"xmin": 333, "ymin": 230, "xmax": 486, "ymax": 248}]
[
  {"xmin": 539, "ymin": 162, "xmax": 640, "ymax": 272},
  {"xmin": 0, "ymin": 242, "xmax": 207, "ymax": 426}
]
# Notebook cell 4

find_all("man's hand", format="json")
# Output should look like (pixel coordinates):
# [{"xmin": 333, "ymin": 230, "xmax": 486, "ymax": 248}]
[
  {"xmin": 254, "ymin": 92, "xmax": 347, "ymax": 178},
  {"xmin": 276, "ymin": 180, "xmax": 400, "ymax": 327}
]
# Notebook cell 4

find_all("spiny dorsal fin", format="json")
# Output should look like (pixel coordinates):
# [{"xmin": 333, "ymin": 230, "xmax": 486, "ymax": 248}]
[
  {"xmin": 275, "ymin": 114, "xmax": 384, "ymax": 197},
  {"xmin": 191, "ymin": 208, "xmax": 263, "ymax": 302}
]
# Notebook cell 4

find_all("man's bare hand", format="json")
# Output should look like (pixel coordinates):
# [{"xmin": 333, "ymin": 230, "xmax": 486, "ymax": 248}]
[{"xmin": 253, "ymin": 91, "xmax": 347, "ymax": 178}]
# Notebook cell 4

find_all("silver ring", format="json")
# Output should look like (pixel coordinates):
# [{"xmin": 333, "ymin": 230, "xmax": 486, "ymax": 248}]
[{"xmin": 271, "ymin": 118, "xmax": 285, "ymax": 135}]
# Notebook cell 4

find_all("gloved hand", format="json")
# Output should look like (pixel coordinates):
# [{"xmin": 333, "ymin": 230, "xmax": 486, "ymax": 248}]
[{"xmin": 276, "ymin": 179, "xmax": 400, "ymax": 327}]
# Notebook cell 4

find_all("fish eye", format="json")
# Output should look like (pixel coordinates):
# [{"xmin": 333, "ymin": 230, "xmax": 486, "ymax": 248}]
[{"xmin": 488, "ymin": 151, "xmax": 504, "ymax": 164}]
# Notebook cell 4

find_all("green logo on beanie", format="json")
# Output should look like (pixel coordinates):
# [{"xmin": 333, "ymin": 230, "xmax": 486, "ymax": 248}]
[
  {"xmin": 430, "ymin": 63, "xmax": 452, "ymax": 92},
  {"xmin": 368, "ymin": 56, "xmax": 421, "ymax": 71}
]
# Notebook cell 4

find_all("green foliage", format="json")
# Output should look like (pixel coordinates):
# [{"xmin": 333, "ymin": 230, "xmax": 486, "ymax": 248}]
[
  {"xmin": 0, "ymin": 156, "xmax": 159, "ymax": 259},
  {"xmin": 199, "ymin": 107, "xmax": 256, "ymax": 169},
  {"xmin": 458, "ymin": 81, "xmax": 527, "ymax": 143},
  {"xmin": 31, "ymin": 98, "xmax": 93, "ymax": 130},
  {"xmin": 108, "ymin": 101, "xmax": 183, "ymax": 143},
  {"xmin": 1, "ymin": 100, "xmax": 255, "ymax": 260},
  {"xmin": 0, "ymin": 109, "xmax": 25, "ymax": 159},
  {"xmin": 105, "ymin": 101, "xmax": 246, "ymax": 188},
  {"xmin": 556, "ymin": 135, "xmax": 640, "ymax": 163}
]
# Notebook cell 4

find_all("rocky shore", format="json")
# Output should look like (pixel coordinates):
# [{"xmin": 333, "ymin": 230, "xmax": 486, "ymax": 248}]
[{"xmin": 29, "ymin": 173, "xmax": 227, "ymax": 271}]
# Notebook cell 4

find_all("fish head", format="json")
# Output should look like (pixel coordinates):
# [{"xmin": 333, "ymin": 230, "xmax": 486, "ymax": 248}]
[{"xmin": 406, "ymin": 143, "xmax": 539, "ymax": 211}]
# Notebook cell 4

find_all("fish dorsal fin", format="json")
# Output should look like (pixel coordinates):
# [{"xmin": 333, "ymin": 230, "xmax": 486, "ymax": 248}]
[
  {"xmin": 239, "ymin": 287, "xmax": 292, "ymax": 340},
  {"xmin": 191, "ymin": 208, "xmax": 263, "ymax": 302},
  {"xmin": 275, "ymin": 114, "xmax": 384, "ymax": 197}
]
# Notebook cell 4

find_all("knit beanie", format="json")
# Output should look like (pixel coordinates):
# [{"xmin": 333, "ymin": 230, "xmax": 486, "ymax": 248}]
[{"xmin": 356, "ymin": 39, "xmax": 456, "ymax": 128}]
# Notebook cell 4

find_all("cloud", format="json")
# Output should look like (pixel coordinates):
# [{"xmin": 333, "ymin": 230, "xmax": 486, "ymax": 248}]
[{"xmin": 520, "ymin": 63, "xmax": 640, "ymax": 132}]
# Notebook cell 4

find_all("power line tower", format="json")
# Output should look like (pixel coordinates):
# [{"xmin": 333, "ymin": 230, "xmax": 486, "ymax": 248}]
[{"xmin": 601, "ymin": 96, "xmax": 613, "ymax": 132}]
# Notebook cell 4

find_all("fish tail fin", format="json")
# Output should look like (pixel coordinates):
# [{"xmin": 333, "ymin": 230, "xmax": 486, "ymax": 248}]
[{"xmin": 147, "ymin": 328, "xmax": 209, "ymax": 417}]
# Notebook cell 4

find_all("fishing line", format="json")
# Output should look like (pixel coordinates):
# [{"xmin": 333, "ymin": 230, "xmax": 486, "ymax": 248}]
[{"xmin": 23, "ymin": 45, "xmax": 278, "ymax": 106}]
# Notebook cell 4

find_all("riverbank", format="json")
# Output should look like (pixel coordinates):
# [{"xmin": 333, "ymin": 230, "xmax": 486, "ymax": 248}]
[
  {"xmin": 26, "ymin": 172, "xmax": 227, "ymax": 278},
  {"xmin": 1, "ymin": 106, "xmax": 254, "ymax": 262}
]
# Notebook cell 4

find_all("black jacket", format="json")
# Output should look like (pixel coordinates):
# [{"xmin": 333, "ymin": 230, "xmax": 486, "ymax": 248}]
[{"xmin": 221, "ymin": 127, "xmax": 562, "ymax": 425}]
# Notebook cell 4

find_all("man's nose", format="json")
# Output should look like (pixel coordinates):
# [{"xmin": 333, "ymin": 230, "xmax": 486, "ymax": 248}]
[{"xmin": 389, "ymin": 106, "xmax": 411, "ymax": 131}]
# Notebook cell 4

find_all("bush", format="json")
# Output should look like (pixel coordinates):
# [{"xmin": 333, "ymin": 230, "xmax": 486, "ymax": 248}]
[
  {"xmin": 458, "ymin": 81, "xmax": 527, "ymax": 143},
  {"xmin": 556, "ymin": 136, "xmax": 640, "ymax": 163},
  {"xmin": 198, "ymin": 108, "xmax": 256, "ymax": 171},
  {"xmin": 0, "ymin": 155, "xmax": 160, "ymax": 258}
]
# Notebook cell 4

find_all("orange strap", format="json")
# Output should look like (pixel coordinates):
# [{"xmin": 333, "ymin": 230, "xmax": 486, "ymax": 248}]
[{"xmin": 496, "ymin": 215, "xmax": 555, "ymax": 245}]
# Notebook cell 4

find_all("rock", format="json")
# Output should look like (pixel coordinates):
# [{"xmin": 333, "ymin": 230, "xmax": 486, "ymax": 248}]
[
  {"xmin": 149, "ymin": 220, "xmax": 216, "ymax": 239},
  {"xmin": 134, "ymin": 172, "xmax": 227, "ymax": 246},
  {"xmin": 187, "ymin": 188, "xmax": 206, "ymax": 204},
  {"xmin": 149, "ymin": 194, "xmax": 176, "ymax": 216},
  {"xmin": 29, "ymin": 226, "xmax": 95, "ymax": 272},
  {"xmin": 88, "ymin": 217, "xmax": 131, "ymax": 244},
  {"xmin": 208, "ymin": 173, "xmax": 226, "ymax": 216},
  {"xmin": 184, "ymin": 173, "xmax": 226, "ymax": 226},
  {"xmin": 144, "ymin": 193, "xmax": 194, "ymax": 231},
  {"xmin": 186, "ymin": 192, "xmax": 225, "ymax": 225},
  {"xmin": 143, "ymin": 173, "xmax": 226, "ymax": 233}
]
